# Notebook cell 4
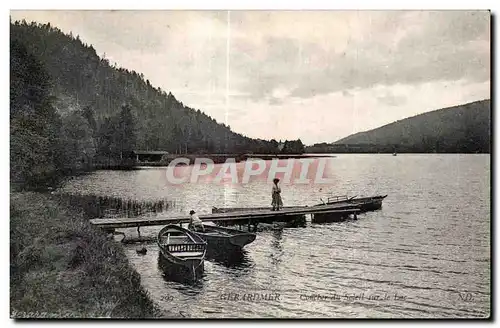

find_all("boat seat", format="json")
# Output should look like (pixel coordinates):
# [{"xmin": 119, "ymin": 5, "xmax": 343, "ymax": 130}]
[
  {"xmin": 170, "ymin": 251, "xmax": 204, "ymax": 257},
  {"xmin": 167, "ymin": 236, "xmax": 191, "ymax": 243}
]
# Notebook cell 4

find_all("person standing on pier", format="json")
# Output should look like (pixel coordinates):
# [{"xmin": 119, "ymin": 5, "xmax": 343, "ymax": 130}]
[
  {"xmin": 272, "ymin": 178, "xmax": 283, "ymax": 211},
  {"xmin": 189, "ymin": 210, "xmax": 205, "ymax": 232}
]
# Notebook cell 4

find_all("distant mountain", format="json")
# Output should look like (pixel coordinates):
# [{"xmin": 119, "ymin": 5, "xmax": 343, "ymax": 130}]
[{"xmin": 307, "ymin": 100, "xmax": 491, "ymax": 153}]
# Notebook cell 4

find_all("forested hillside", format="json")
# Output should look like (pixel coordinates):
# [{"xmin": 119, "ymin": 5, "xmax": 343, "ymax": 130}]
[
  {"xmin": 10, "ymin": 20, "xmax": 293, "ymax": 152},
  {"xmin": 10, "ymin": 38, "xmax": 65, "ymax": 189},
  {"xmin": 10, "ymin": 20, "xmax": 305, "ymax": 189},
  {"xmin": 307, "ymin": 100, "xmax": 491, "ymax": 153}
]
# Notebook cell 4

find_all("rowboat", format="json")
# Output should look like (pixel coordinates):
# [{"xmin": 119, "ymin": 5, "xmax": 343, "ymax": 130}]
[
  {"xmin": 157, "ymin": 225, "xmax": 207, "ymax": 280},
  {"xmin": 317, "ymin": 195, "xmax": 387, "ymax": 212},
  {"xmin": 194, "ymin": 225, "xmax": 256, "ymax": 254}
]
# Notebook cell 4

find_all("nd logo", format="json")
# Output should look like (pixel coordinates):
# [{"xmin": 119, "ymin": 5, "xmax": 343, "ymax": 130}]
[{"xmin": 458, "ymin": 292, "xmax": 474, "ymax": 302}]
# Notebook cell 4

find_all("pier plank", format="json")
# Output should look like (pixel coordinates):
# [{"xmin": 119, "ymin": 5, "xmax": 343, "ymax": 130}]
[{"xmin": 90, "ymin": 204, "xmax": 360, "ymax": 229}]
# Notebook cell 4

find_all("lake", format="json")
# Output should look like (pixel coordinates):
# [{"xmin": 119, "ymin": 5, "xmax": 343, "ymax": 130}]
[{"xmin": 59, "ymin": 154, "xmax": 491, "ymax": 318}]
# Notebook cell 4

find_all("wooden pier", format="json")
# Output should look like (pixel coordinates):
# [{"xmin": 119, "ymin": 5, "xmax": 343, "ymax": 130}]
[{"xmin": 90, "ymin": 203, "xmax": 360, "ymax": 236}]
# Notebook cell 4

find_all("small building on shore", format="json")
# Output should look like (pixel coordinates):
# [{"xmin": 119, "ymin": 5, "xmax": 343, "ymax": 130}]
[{"xmin": 133, "ymin": 150, "xmax": 170, "ymax": 162}]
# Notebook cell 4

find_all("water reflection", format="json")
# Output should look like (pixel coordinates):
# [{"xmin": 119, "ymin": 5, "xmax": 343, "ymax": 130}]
[
  {"xmin": 206, "ymin": 249, "xmax": 253, "ymax": 269},
  {"xmin": 272, "ymin": 227, "xmax": 283, "ymax": 247},
  {"xmin": 269, "ymin": 228, "xmax": 284, "ymax": 266},
  {"xmin": 63, "ymin": 155, "xmax": 490, "ymax": 318}
]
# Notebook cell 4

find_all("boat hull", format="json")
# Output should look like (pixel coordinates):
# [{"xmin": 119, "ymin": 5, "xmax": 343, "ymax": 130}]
[
  {"xmin": 157, "ymin": 254, "xmax": 204, "ymax": 283},
  {"xmin": 312, "ymin": 212, "xmax": 353, "ymax": 223},
  {"xmin": 319, "ymin": 195, "xmax": 387, "ymax": 212},
  {"xmin": 195, "ymin": 225, "xmax": 256, "ymax": 255}
]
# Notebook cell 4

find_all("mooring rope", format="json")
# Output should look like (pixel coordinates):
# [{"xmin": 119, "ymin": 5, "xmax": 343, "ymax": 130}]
[{"xmin": 191, "ymin": 258, "xmax": 205, "ymax": 280}]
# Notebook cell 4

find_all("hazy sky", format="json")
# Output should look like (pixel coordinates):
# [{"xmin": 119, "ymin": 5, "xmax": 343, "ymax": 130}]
[{"xmin": 10, "ymin": 10, "xmax": 490, "ymax": 144}]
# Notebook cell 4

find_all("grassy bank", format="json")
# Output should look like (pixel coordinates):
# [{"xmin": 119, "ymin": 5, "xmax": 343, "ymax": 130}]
[{"xmin": 10, "ymin": 192, "xmax": 165, "ymax": 318}]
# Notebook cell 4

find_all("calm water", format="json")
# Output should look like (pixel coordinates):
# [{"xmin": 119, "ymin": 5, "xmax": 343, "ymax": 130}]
[{"xmin": 60, "ymin": 154, "xmax": 490, "ymax": 318}]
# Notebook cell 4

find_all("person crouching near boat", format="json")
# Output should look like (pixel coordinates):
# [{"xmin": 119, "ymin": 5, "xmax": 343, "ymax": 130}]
[
  {"xmin": 272, "ymin": 178, "xmax": 283, "ymax": 211},
  {"xmin": 189, "ymin": 210, "xmax": 205, "ymax": 232}
]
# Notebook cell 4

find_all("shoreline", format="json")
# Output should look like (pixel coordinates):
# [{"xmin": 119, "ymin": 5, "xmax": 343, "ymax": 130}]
[
  {"xmin": 90, "ymin": 153, "xmax": 336, "ymax": 169},
  {"xmin": 90, "ymin": 153, "xmax": 488, "ymax": 170},
  {"xmin": 10, "ymin": 192, "xmax": 171, "ymax": 319}
]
